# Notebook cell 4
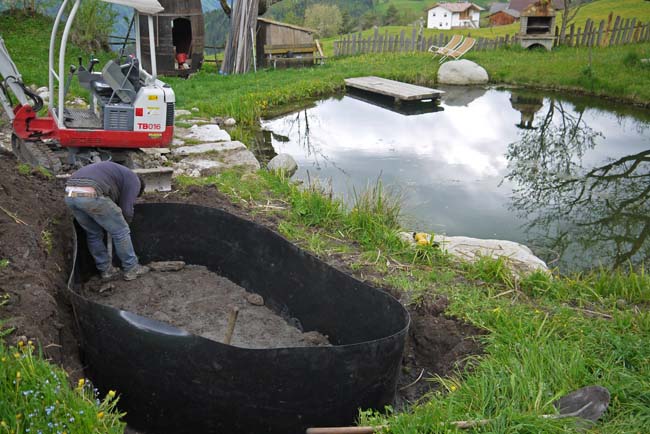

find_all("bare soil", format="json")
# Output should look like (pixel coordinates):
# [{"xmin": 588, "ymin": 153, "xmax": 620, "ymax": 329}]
[
  {"xmin": 83, "ymin": 265, "xmax": 331, "ymax": 348},
  {"xmin": 0, "ymin": 150, "xmax": 82, "ymax": 376},
  {"xmin": 0, "ymin": 141, "xmax": 483, "ymax": 423}
]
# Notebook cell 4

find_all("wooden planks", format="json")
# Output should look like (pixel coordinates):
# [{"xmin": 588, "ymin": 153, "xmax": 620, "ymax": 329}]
[{"xmin": 344, "ymin": 76, "xmax": 444, "ymax": 102}]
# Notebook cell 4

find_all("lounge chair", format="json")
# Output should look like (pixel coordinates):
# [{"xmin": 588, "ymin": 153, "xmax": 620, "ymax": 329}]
[
  {"xmin": 428, "ymin": 34, "xmax": 464, "ymax": 59},
  {"xmin": 439, "ymin": 37, "xmax": 476, "ymax": 63}
]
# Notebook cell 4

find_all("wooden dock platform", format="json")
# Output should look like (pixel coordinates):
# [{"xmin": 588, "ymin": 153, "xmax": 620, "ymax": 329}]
[{"xmin": 344, "ymin": 76, "xmax": 444, "ymax": 102}]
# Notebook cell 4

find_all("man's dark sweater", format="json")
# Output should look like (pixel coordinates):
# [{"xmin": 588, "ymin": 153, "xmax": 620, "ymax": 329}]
[{"xmin": 67, "ymin": 162, "xmax": 141, "ymax": 221}]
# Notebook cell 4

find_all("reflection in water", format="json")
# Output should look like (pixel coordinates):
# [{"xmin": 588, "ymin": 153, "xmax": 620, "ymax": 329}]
[
  {"xmin": 260, "ymin": 88, "xmax": 650, "ymax": 271},
  {"xmin": 345, "ymin": 88, "xmax": 445, "ymax": 116},
  {"xmin": 506, "ymin": 98, "xmax": 650, "ymax": 270},
  {"xmin": 510, "ymin": 92, "xmax": 544, "ymax": 129}
]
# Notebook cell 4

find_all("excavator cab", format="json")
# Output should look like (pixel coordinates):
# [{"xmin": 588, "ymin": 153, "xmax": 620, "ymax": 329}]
[{"xmin": 0, "ymin": 0, "xmax": 175, "ymax": 191}]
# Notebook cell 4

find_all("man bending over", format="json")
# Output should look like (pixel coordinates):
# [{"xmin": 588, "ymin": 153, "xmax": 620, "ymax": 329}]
[{"xmin": 65, "ymin": 161, "xmax": 150, "ymax": 281}]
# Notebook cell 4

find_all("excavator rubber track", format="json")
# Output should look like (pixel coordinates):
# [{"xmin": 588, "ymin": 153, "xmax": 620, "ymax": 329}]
[{"xmin": 11, "ymin": 134, "xmax": 63, "ymax": 173}]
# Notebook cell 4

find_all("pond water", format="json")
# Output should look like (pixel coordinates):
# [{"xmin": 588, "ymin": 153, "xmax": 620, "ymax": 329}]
[{"xmin": 258, "ymin": 87, "xmax": 650, "ymax": 272}]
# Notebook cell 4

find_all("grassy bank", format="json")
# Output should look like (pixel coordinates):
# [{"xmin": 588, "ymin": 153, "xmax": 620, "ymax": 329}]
[
  {"xmin": 168, "ymin": 42, "xmax": 650, "ymax": 130},
  {"xmin": 177, "ymin": 169, "xmax": 650, "ymax": 433}
]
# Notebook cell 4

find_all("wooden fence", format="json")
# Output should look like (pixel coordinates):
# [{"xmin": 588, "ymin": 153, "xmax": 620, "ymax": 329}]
[{"xmin": 333, "ymin": 14, "xmax": 650, "ymax": 56}]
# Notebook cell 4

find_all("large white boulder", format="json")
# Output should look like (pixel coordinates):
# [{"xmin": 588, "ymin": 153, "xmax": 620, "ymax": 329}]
[
  {"xmin": 267, "ymin": 153, "xmax": 298, "ymax": 177},
  {"xmin": 437, "ymin": 60, "xmax": 489, "ymax": 85},
  {"xmin": 399, "ymin": 232, "xmax": 548, "ymax": 275}
]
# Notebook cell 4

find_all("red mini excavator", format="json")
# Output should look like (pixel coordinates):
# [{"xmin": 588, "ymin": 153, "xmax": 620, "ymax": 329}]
[{"xmin": 0, "ymin": 0, "xmax": 175, "ymax": 190}]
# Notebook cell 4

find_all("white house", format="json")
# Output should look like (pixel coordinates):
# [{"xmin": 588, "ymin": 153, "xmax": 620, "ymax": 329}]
[{"xmin": 426, "ymin": 2, "xmax": 484, "ymax": 30}]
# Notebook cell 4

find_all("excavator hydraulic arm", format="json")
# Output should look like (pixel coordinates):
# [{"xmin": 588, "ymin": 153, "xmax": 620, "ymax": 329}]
[{"xmin": 0, "ymin": 35, "xmax": 56, "ymax": 140}]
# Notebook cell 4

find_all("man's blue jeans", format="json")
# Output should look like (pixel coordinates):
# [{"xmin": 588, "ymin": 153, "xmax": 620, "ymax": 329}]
[{"xmin": 65, "ymin": 196, "xmax": 138, "ymax": 272}]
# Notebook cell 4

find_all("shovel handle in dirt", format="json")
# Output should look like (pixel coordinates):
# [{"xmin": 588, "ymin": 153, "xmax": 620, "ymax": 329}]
[
  {"xmin": 306, "ymin": 386, "xmax": 610, "ymax": 434},
  {"xmin": 223, "ymin": 306, "xmax": 239, "ymax": 345}
]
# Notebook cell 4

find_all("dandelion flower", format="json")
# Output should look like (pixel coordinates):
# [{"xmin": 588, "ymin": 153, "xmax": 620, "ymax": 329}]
[
  {"xmin": 107, "ymin": 390, "xmax": 116, "ymax": 399},
  {"xmin": 97, "ymin": 412, "xmax": 105, "ymax": 420}
]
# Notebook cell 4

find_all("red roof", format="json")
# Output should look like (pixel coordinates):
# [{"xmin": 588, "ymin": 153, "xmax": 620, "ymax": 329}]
[
  {"xmin": 508, "ymin": 0, "xmax": 563, "ymax": 12},
  {"xmin": 427, "ymin": 2, "xmax": 485, "ymax": 13}
]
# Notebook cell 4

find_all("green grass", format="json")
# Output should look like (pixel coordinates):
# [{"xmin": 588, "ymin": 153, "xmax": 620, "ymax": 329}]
[
  {"xmin": 321, "ymin": 0, "xmax": 650, "ymax": 55},
  {"xmin": 0, "ymin": 341, "xmax": 125, "ymax": 433},
  {"xmin": 0, "ymin": 259, "xmax": 9, "ymax": 269}
]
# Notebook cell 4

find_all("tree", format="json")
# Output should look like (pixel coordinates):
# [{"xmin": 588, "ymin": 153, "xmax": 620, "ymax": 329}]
[
  {"xmin": 559, "ymin": 0, "xmax": 585, "ymax": 43},
  {"xmin": 67, "ymin": 0, "xmax": 118, "ymax": 52},
  {"xmin": 340, "ymin": 10, "xmax": 355, "ymax": 34},
  {"xmin": 304, "ymin": 4, "xmax": 343, "ymax": 38},
  {"xmin": 383, "ymin": 4, "xmax": 399, "ymax": 26}
]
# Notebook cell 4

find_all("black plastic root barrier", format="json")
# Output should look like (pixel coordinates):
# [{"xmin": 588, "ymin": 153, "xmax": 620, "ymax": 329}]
[{"xmin": 68, "ymin": 203, "xmax": 410, "ymax": 434}]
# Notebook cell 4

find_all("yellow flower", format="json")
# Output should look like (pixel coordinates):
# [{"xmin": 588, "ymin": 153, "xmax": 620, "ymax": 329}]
[
  {"xmin": 15, "ymin": 371, "xmax": 20, "ymax": 379},
  {"xmin": 17, "ymin": 341, "xmax": 24, "ymax": 347},
  {"xmin": 97, "ymin": 412, "xmax": 105, "ymax": 420},
  {"xmin": 107, "ymin": 390, "xmax": 116, "ymax": 399},
  {"xmin": 13, "ymin": 353, "xmax": 19, "ymax": 359},
  {"xmin": 1, "ymin": 357, "xmax": 5, "ymax": 362},
  {"xmin": 1, "ymin": 420, "xmax": 7, "ymax": 427},
  {"xmin": 77, "ymin": 378, "xmax": 85, "ymax": 388},
  {"xmin": 27, "ymin": 340, "xmax": 33, "ymax": 347},
  {"xmin": 450, "ymin": 384, "xmax": 457, "ymax": 392}
]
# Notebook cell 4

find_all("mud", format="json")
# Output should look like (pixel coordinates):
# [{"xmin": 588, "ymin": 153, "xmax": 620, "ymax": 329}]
[{"xmin": 83, "ymin": 265, "xmax": 331, "ymax": 348}]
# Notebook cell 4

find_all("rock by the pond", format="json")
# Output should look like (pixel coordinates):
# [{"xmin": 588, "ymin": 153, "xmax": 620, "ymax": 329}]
[
  {"xmin": 173, "ymin": 149, "xmax": 260, "ymax": 177},
  {"xmin": 36, "ymin": 86, "xmax": 48, "ymax": 94},
  {"xmin": 175, "ymin": 109, "xmax": 192, "ymax": 117},
  {"xmin": 399, "ymin": 232, "xmax": 547, "ymax": 274},
  {"xmin": 149, "ymin": 261, "xmax": 186, "ymax": 272},
  {"xmin": 175, "ymin": 158, "xmax": 225, "ymax": 177},
  {"xmin": 267, "ymin": 153, "xmax": 298, "ymax": 177},
  {"xmin": 191, "ymin": 107, "xmax": 199, "ymax": 112},
  {"xmin": 172, "ymin": 141, "xmax": 246, "ymax": 156},
  {"xmin": 224, "ymin": 117, "xmax": 237, "ymax": 127},
  {"xmin": 38, "ymin": 91, "xmax": 49, "ymax": 102},
  {"xmin": 184, "ymin": 124, "xmax": 231, "ymax": 142},
  {"xmin": 222, "ymin": 149, "xmax": 261, "ymax": 172},
  {"xmin": 437, "ymin": 60, "xmax": 489, "ymax": 85}
]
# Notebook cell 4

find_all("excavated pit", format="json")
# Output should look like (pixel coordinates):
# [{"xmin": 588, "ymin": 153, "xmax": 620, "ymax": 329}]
[
  {"xmin": 83, "ymin": 265, "xmax": 332, "ymax": 348},
  {"xmin": 68, "ymin": 203, "xmax": 410, "ymax": 434}
]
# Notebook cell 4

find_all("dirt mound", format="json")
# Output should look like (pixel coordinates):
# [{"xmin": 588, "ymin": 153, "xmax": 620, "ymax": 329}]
[
  {"xmin": 0, "ymin": 151, "xmax": 79, "ymax": 371},
  {"xmin": 84, "ymin": 265, "xmax": 331, "ymax": 348}
]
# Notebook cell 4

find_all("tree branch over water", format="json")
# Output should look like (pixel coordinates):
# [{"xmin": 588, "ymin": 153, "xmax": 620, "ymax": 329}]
[{"xmin": 505, "ymin": 97, "xmax": 650, "ymax": 270}]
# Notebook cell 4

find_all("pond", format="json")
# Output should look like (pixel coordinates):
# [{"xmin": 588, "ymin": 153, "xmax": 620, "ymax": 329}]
[{"xmin": 257, "ymin": 87, "xmax": 650, "ymax": 272}]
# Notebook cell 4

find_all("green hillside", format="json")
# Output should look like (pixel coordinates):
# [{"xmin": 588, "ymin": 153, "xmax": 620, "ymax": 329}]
[{"xmin": 323, "ymin": 0, "xmax": 650, "ymax": 54}]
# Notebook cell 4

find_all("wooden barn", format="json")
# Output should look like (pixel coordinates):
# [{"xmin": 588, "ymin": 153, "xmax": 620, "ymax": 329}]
[
  {"xmin": 488, "ymin": 8, "xmax": 520, "ymax": 26},
  {"xmin": 255, "ymin": 17, "xmax": 318, "ymax": 68},
  {"xmin": 138, "ymin": 0, "xmax": 205, "ymax": 76}
]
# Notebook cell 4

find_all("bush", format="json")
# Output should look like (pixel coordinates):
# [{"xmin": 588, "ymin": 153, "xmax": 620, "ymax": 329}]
[{"xmin": 68, "ymin": 0, "xmax": 117, "ymax": 52}]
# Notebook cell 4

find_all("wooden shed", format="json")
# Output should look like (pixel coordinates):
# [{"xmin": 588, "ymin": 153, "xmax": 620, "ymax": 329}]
[
  {"xmin": 488, "ymin": 9, "xmax": 520, "ymax": 26},
  {"xmin": 256, "ymin": 18, "xmax": 316, "ymax": 67},
  {"xmin": 139, "ymin": 0, "xmax": 205, "ymax": 76}
]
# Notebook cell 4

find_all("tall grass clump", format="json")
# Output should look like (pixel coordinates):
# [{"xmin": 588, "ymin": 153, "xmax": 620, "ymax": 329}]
[
  {"xmin": 521, "ymin": 265, "xmax": 650, "ymax": 305},
  {"xmin": 0, "ymin": 340, "xmax": 125, "ymax": 433},
  {"xmin": 345, "ymin": 181, "xmax": 403, "ymax": 250},
  {"xmin": 288, "ymin": 180, "xmax": 343, "ymax": 228}
]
